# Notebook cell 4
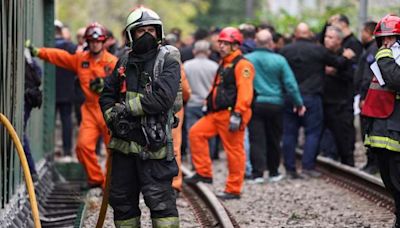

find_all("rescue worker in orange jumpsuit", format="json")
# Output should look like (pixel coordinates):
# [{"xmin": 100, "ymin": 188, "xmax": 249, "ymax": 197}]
[
  {"xmin": 27, "ymin": 22, "xmax": 118, "ymax": 189},
  {"xmin": 185, "ymin": 27, "xmax": 255, "ymax": 200},
  {"xmin": 361, "ymin": 15, "xmax": 400, "ymax": 228},
  {"xmin": 172, "ymin": 69, "xmax": 191, "ymax": 194}
]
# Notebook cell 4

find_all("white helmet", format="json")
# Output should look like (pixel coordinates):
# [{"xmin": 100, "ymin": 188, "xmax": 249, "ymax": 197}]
[{"xmin": 125, "ymin": 6, "xmax": 164, "ymax": 47}]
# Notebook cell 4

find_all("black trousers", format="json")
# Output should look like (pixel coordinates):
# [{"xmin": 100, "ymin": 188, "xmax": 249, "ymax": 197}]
[
  {"xmin": 373, "ymin": 148, "xmax": 400, "ymax": 218},
  {"xmin": 109, "ymin": 151, "xmax": 179, "ymax": 220},
  {"xmin": 323, "ymin": 103, "xmax": 355, "ymax": 166},
  {"xmin": 56, "ymin": 102, "xmax": 73, "ymax": 155},
  {"xmin": 249, "ymin": 103, "xmax": 283, "ymax": 177}
]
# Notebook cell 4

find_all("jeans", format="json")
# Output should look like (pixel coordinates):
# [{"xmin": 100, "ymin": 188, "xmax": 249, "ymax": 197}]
[
  {"xmin": 185, "ymin": 106, "xmax": 217, "ymax": 158},
  {"xmin": 24, "ymin": 104, "xmax": 37, "ymax": 174},
  {"xmin": 244, "ymin": 127, "xmax": 252, "ymax": 176},
  {"xmin": 282, "ymin": 95, "xmax": 323, "ymax": 171}
]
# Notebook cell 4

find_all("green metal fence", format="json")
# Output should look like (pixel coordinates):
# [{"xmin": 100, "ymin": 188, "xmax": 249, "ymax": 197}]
[{"xmin": 0, "ymin": 0, "xmax": 55, "ymax": 217}]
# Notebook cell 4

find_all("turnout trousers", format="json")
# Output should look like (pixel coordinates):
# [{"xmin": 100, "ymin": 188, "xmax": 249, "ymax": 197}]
[
  {"xmin": 373, "ymin": 148, "xmax": 400, "ymax": 219},
  {"xmin": 109, "ymin": 151, "xmax": 179, "ymax": 221},
  {"xmin": 189, "ymin": 110, "xmax": 247, "ymax": 195}
]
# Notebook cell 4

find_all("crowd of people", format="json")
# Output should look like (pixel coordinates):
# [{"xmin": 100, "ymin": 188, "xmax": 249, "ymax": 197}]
[{"xmin": 24, "ymin": 7, "xmax": 400, "ymax": 227}]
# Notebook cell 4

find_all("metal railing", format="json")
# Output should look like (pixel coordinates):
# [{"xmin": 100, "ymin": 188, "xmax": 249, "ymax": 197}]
[{"xmin": 0, "ymin": 0, "xmax": 55, "ymax": 226}]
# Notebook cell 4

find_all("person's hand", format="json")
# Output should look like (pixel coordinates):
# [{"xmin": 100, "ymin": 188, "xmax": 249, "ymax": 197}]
[
  {"xmin": 343, "ymin": 48, "xmax": 355, "ymax": 59},
  {"xmin": 293, "ymin": 105, "xmax": 306, "ymax": 117},
  {"xmin": 201, "ymin": 104, "xmax": 208, "ymax": 115},
  {"xmin": 90, "ymin": 77, "xmax": 104, "ymax": 94},
  {"xmin": 25, "ymin": 40, "xmax": 39, "ymax": 57},
  {"xmin": 359, "ymin": 100, "xmax": 365, "ymax": 109},
  {"xmin": 229, "ymin": 112, "xmax": 242, "ymax": 132},
  {"xmin": 325, "ymin": 66, "xmax": 337, "ymax": 76}
]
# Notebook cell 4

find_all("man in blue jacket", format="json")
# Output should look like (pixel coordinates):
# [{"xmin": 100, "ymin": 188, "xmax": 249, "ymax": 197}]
[{"xmin": 245, "ymin": 29, "xmax": 305, "ymax": 183}]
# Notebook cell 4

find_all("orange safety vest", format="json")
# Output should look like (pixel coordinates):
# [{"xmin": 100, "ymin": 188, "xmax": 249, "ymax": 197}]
[{"xmin": 361, "ymin": 77, "xmax": 396, "ymax": 118}]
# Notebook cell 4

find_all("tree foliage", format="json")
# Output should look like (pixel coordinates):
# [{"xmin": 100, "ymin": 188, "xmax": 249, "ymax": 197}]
[
  {"xmin": 55, "ymin": 0, "xmax": 209, "ymax": 42},
  {"xmin": 55, "ymin": 0, "xmax": 400, "ymax": 41}
]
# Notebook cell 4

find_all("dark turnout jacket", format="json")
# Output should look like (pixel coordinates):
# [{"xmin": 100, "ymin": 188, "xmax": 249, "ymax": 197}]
[{"xmin": 280, "ymin": 39, "xmax": 349, "ymax": 96}]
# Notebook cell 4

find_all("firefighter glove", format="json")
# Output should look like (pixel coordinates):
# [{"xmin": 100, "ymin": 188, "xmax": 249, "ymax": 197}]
[
  {"xmin": 229, "ymin": 112, "xmax": 242, "ymax": 132},
  {"xmin": 25, "ymin": 40, "xmax": 39, "ymax": 57},
  {"xmin": 90, "ymin": 77, "xmax": 104, "ymax": 94}
]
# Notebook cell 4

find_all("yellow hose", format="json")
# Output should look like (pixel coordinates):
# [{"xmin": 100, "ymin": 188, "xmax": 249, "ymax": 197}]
[
  {"xmin": 96, "ymin": 152, "xmax": 112, "ymax": 228},
  {"xmin": 0, "ymin": 113, "xmax": 41, "ymax": 228}
]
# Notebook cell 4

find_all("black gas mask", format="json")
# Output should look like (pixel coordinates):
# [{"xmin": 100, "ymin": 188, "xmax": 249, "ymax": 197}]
[{"xmin": 132, "ymin": 32, "xmax": 158, "ymax": 54}]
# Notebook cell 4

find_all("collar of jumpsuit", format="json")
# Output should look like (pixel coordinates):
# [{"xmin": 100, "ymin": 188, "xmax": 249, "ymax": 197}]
[{"xmin": 221, "ymin": 49, "xmax": 242, "ymax": 65}]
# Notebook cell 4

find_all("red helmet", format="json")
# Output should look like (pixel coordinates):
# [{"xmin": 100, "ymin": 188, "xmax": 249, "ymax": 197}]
[
  {"xmin": 374, "ymin": 14, "xmax": 400, "ymax": 37},
  {"xmin": 218, "ymin": 27, "xmax": 243, "ymax": 45},
  {"xmin": 84, "ymin": 22, "xmax": 107, "ymax": 42}
]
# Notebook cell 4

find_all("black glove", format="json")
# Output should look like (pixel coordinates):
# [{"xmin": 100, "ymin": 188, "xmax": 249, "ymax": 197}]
[
  {"xmin": 108, "ymin": 103, "xmax": 131, "ymax": 137},
  {"xmin": 229, "ymin": 112, "xmax": 242, "ymax": 132},
  {"xmin": 89, "ymin": 77, "xmax": 104, "ymax": 94},
  {"xmin": 172, "ymin": 115, "xmax": 179, "ymax": 129},
  {"xmin": 142, "ymin": 115, "xmax": 167, "ymax": 152}
]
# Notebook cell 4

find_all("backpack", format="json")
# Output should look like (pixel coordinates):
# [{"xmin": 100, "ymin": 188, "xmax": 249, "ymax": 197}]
[{"xmin": 25, "ymin": 59, "xmax": 43, "ymax": 108}]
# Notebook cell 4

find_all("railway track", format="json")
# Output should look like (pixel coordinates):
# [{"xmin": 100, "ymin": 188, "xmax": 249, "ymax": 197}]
[
  {"xmin": 6, "ymin": 153, "xmax": 394, "ymax": 227},
  {"xmin": 181, "ymin": 165, "xmax": 238, "ymax": 228},
  {"xmin": 317, "ymin": 156, "xmax": 395, "ymax": 212},
  {"xmin": 298, "ymin": 151, "xmax": 395, "ymax": 213}
]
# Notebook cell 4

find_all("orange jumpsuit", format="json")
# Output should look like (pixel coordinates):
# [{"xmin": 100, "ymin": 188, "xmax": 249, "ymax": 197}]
[
  {"xmin": 172, "ymin": 68, "xmax": 191, "ymax": 192},
  {"xmin": 38, "ymin": 48, "xmax": 117, "ymax": 187},
  {"xmin": 189, "ymin": 49, "xmax": 254, "ymax": 195}
]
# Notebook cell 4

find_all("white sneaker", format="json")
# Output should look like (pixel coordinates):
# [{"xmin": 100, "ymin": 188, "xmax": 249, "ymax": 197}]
[
  {"xmin": 87, "ymin": 187, "xmax": 103, "ymax": 198},
  {"xmin": 57, "ymin": 155, "xmax": 73, "ymax": 163},
  {"xmin": 268, "ymin": 174, "xmax": 284, "ymax": 183},
  {"xmin": 248, "ymin": 177, "xmax": 265, "ymax": 184}
]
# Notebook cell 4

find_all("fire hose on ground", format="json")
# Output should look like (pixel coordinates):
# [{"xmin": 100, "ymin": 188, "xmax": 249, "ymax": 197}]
[{"xmin": 0, "ymin": 113, "xmax": 41, "ymax": 228}]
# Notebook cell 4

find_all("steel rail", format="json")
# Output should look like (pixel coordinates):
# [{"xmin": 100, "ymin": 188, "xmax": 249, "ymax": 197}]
[{"xmin": 181, "ymin": 165, "xmax": 235, "ymax": 228}]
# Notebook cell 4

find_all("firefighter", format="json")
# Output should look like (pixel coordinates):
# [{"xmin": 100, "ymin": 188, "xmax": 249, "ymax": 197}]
[
  {"xmin": 361, "ymin": 14, "xmax": 400, "ymax": 228},
  {"xmin": 99, "ymin": 7, "xmax": 181, "ymax": 227},
  {"xmin": 26, "ymin": 22, "xmax": 117, "ymax": 189},
  {"xmin": 185, "ymin": 27, "xmax": 255, "ymax": 200}
]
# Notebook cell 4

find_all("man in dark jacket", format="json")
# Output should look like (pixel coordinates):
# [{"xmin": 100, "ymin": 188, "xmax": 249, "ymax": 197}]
[
  {"xmin": 355, "ymin": 21, "xmax": 379, "ymax": 174},
  {"xmin": 24, "ymin": 51, "xmax": 43, "ymax": 182},
  {"xmin": 323, "ymin": 25, "xmax": 356, "ymax": 167},
  {"xmin": 280, "ymin": 23, "xmax": 354, "ymax": 178},
  {"xmin": 330, "ymin": 14, "xmax": 363, "ymax": 63},
  {"xmin": 100, "ymin": 7, "xmax": 180, "ymax": 227},
  {"xmin": 54, "ymin": 20, "xmax": 77, "ymax": 158}
]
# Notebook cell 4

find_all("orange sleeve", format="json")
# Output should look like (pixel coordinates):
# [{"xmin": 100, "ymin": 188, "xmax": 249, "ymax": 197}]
[
  {"xmin": 38, "ymin": 47, "xmax": 79, "ymax": 73},
  {"xmin": 180, "ymin": 66, "xmax": 192, "ymax": 103},
  {"xmin": 233, "ymin": 59, "xmax": 255, "ymax": 114}
]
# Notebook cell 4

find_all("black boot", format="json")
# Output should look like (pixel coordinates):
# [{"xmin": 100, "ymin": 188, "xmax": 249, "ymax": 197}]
[
  {"xmin": 216, "ymin": 191, "xmax": 240, "ymax": 200},
  {"xmin": 184, "ymin": 173, "xmax": 212, "ymax": 185}
]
